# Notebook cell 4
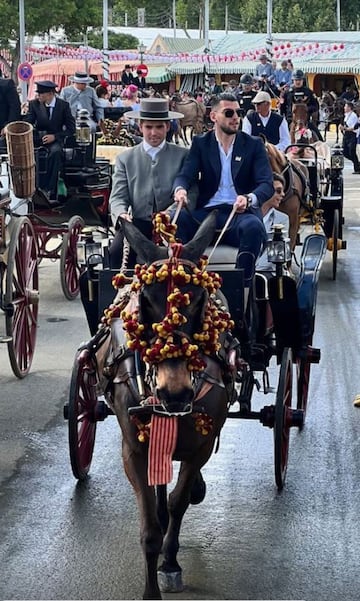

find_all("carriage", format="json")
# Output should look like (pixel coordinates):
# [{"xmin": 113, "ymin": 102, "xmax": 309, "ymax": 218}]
[
  {"xmin": 285, "ymin": 140, "xmax": 346, "ymax": 280},
  {"xmin": 0, "ymin": 114, "xmax": 116, "ymax": 377},
  {"xmin": 62, "ymin": 210, "xmax": 327, "ymax": 596}
]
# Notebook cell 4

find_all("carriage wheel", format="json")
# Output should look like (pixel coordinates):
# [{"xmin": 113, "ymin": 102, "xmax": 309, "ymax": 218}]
[
  {"xmin": 67, "ymin": 348, "xmax": 98, "ymax": 480},
  {"xmin": 296, "ymin": 354, "xmax": 310, "ymax": 419},
  {"xmin": 274, "ymin": 347, "xmax": 293, "ymax": 491},
  {"xmin": 331, "ymin": 209, "xmax": 339, "ymax": 281},
  {"xmin": 5, "ymin": 216, "xmax": 39, "ymax": 378},
  {"xmin": 60, "ymin": 215, "xmax": 84, "ymax": 300}
]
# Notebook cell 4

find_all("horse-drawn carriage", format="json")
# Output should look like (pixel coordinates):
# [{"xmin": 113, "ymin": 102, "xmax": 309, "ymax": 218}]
[
  {"xmin": 0, "ymin": 115, "xmax": 115, "ymax": 377},
  {"xmin": 63, "ymin": 207, "xmax": 326, "ymax": 598}
]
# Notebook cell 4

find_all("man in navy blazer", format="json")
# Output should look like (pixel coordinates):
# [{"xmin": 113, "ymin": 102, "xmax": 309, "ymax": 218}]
[
  {"xmin": 24, "ymin": 80, "xmax": 75, "ymax": 201},
  {"xmin": 173, "ymin": 92, "xmax": 274, "ymax": 286},
  {"xmin": 0, "ymin": 76, "xmax": 21, "ymax": 152}
]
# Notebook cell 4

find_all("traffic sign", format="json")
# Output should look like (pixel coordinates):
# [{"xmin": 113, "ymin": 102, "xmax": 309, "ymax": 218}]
[
  {"xmin": 137, "ymin": 64, "xmax": 148, "ymax": 78},
  {"xmin": 18, "ymin": 62, "xmax": 33, "ymax": 81}
]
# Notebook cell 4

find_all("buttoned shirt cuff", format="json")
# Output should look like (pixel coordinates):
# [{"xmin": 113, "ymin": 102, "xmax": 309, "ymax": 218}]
[{"xmin": 174, "ymin": 186, "xmax": 187, "ymax": 194}]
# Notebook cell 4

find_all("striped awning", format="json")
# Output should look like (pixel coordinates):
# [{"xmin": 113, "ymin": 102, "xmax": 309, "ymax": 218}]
[{"xmin": 146, "ymin": 65, "xmax": 173, "ymax": 84}]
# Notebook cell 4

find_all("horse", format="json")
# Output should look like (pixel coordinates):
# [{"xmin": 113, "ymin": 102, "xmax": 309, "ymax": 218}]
[
  {"xmin": 106, "ymin": 212, "xmax": 235, "ymax": 599},
  {"xmin": 265, "ymin": 141, "xmax": 309, "ymax": 251},
  {"xmin": 318, "ymin": 92, "xmax": 344, "ymax": 143},
  {"xmin": 170, "ymin": 95, "xmax": 206, "ymax": 145}
]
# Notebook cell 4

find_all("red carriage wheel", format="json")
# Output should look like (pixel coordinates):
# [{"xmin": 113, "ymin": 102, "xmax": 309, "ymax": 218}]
[
  {"xmin": 274, "ymin": 347, "xmax": 293, "ymax": 491},
  {"xmin": 67, "ymin": 348, "xmax": 98, "ymax": 480},
  {"xmin": 60, "ymin": 215, "xmax": 84, "ymax": 300},
  {"xmin": 331, "ymin": 208, "xmax": 339, "ymax": 281},
  {"xmin": 5, "ymin": 216, "xmax": 39, "ymax": 378}
]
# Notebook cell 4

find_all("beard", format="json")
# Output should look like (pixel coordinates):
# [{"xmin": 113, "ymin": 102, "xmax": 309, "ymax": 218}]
[{"xmin": 219, "ymin": 122, "xmax": 239, "ymax": 135}]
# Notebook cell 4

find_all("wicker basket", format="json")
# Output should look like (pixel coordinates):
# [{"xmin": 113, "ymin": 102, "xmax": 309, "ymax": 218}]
[{"xmin": 5, "ymin": 121, "xmax": 36, "ymax": 198}]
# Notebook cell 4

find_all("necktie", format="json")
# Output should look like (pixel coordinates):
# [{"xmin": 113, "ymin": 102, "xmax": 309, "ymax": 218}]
[{"xmin": 46, "ymin": 105, "xmax": 51, "ymax": 119}]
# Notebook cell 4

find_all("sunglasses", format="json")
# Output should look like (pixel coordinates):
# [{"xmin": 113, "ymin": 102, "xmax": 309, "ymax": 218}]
[{"xmin": 222, "ymin": 108, "xmax": 242, "ymax": 118}]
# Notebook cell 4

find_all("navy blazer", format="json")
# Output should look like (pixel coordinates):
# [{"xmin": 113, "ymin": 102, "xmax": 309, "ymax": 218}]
[
  {"xmin": 24, "ymin": 97, "xmax": 75, "ymax": 145},
  {"xmin": 0, "ymin": 78, "xmax": 21, "ymax": 131},
  {"xmin": 173, "ymin": 129, "xmax": 274, "ymax": 209}
]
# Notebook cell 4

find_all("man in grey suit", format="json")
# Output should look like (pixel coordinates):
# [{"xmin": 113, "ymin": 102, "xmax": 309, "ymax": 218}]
[{"xmin": 109, "ymin": 97, "xmax": 197, "ymax": 268}]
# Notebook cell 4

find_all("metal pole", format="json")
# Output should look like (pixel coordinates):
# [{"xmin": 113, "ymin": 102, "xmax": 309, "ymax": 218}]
[
  {"xmin": 225, "ymin": 3, "xmax": 228, "ymax": 34},
  {"xmin": 266, "ymin": 0, "xmax": 273, "ymax": 63},
  {"xmin": 103, "ymin": 0, "xmax": 110, "ymax": 80},
  {"xmin": 336, "ymin": 0, "xmax": 341, "ymax": 31},
  {"xmin": 173, "ymin": 0, "xmax": 176, "ymax": 38},
  {"xmin": 204, "ymin": 0, "xmax": 209, "ymax": 50},
  {"xmin": 19, "ymin": 0, "xmax": 27, "ymax": 101}
]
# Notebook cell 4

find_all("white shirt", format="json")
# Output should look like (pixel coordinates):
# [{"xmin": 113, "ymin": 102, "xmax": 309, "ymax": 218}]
[
  {"xmin": 344, "ymin": 110, "xmax": 359, "ymax": 131},
  {"xmin": 205, "ymin": 135, "xmax": 259, "ymax": 208},
  {"xmin": 242, "ymin": 112, "xmax": 291, "ymax": 152},
  {"xmin": 143, "ymin": 139, "xmax": 166, "ymax": 161}
]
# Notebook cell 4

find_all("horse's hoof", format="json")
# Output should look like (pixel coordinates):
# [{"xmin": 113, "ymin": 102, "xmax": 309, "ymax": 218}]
[
  {"xmin": 157, "ymin": 569, "xmax": 184, "ymax": 593},
  {"xmin": 190, "ymin": 471, "xmax": 206, "ymax": 505}
]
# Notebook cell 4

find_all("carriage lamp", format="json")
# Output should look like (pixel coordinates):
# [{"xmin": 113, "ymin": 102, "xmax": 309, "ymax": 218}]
[
  {"xmin": 77, "ymin": 230, "xmax": 103, "ymax": 267},
  {"xmin": 267, "ymin": 224, "xmax": 292, "ymax": 264},
  {"xmin": 75, "ymin": 109, "xmax": 92, "ymax": 146},
  {"xmin": 331, "ymin": 145, "xmax": 344, "ymax": 170}
]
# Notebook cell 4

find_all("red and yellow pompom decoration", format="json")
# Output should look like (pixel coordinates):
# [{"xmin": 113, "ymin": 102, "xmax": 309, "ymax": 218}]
[
  {"xmin": 152, "ymin": 212, "xmax": 177, "ymax": 246},
  {"xmin": 102, "ymin": 213, "xmax": 234, "ymax": 371}
]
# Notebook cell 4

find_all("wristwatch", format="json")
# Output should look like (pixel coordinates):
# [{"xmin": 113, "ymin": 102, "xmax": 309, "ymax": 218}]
[{"xmin": 244, "ymin": 194, "xmax": 252, "ymax": 209}]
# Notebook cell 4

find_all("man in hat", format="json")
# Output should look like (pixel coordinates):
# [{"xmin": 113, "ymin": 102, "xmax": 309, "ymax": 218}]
[
  {"xmin": 109, "ymin": 98, "xmax": 197, "ymax": 250},
  {"xmin": 0, "ymin": 75, "xmax": 21, "ymax": 152},
  {"xmin": 80, "ymin": 97, "xmax": 197, "ymax": 334},
  {"xmin": 242, "ymin": 90, "xmax": 291, "ymax": 151},
  {"xmin": 133, "ymin": 68, "xmax": 147, "ymax": 92},
  {"xmin": 121, "ymin": 65, "xmax": 134, "ymax": 87},
  {"xmin": 60, "ymin": 72, "xmax": 104, "ymax": 132},
  {"xmin": 280, "ymin": 69, "xmax": 322, "ymax": 139},
  {"xmin": 24, "ymin": 80, "xmax": 75, "ymax": 202},
  {"xmin": 255, "ymin": 54, "xmax": 274, "ymax": 83}
]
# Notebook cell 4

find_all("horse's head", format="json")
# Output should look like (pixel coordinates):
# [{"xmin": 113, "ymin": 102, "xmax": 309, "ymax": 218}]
[
  {"xmin": 120, "ymin": 212, "xmax": 230, "ymax": 415},
  {"xmin": 292, "ymin": 102, "xmax": 308, "ymax": 125}
]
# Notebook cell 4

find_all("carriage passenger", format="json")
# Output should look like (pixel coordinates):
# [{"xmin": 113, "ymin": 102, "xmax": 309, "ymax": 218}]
[
  {"xmin": 256, "ymin": 173, "xmax": 289, "ymax": 272},
  {"xmin": 237, "ymin": 74, "xmax": 257, "ymax": 117},
  {"xmin": 24, "ymin": 80, "xmax": 75, "ymax": 203},
  {"xmin": 241, "ymin": 91, "xmax": 291, "ymax": 152},
  {"xmin": 172, "ymin": 92, "xmax": 273, "ymax": 294},
  {"xmin": 280, "ymin": 69, "xmax": 322, "ymax": 140}
]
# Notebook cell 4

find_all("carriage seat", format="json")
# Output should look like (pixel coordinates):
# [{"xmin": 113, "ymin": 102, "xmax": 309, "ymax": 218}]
[{"xmin": 205, "ymin": 245, "xmax": 244, "ymax": 325}]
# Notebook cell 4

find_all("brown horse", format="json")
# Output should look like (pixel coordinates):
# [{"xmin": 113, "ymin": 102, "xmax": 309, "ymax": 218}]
[
  {"xmin": 289, "ymin": 102, "xmax": 319, "ymax": 144},
  {"xmin": 107, "ymin": 212, "xmax": 234, "ymax": 599},
  {"xmin": 265, "ymin": 141, "xmax": 309, "ymax": 251},
  {"xmin": 318, "ymin": 92, "xmax": 344, "ymax": 143},
  {"xmin": 170, "ymin": 95, "xmax": 206, "ymax": 144}
]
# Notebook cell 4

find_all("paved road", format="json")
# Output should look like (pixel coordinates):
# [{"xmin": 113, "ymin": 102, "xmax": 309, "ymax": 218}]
[{"xmin": 1, "ymin": 153, "xmax": 360, "ymax": 600}]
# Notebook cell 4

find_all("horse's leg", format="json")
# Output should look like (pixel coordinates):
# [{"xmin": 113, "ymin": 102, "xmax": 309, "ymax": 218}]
[{"xmin": 114, "ymin": 387, "xmax": 163, "ymax": 600}]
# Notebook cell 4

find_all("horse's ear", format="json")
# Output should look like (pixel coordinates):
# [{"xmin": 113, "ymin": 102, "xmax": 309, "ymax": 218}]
[
  {"xmin": 120, "ymin": 219, "xmax": 168, "ymax": 264},
  {"xmin": 181, "ymin": 211, "xmax": 217, "ymax": 263}
]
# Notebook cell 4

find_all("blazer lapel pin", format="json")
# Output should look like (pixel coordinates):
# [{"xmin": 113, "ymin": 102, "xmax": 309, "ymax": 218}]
[{"xmin": 235, "ymin": 156, "xmax": 242, "ymax": 162}]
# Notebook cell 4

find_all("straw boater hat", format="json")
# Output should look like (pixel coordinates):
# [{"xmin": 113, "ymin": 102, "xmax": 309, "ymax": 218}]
[
  {"xmin": 125, "ymin": 98, "xmax": 184, "ymax": 120},
  {"xmin": 69, "ymin": 71, "xmax": 94, "ymax": 84}
]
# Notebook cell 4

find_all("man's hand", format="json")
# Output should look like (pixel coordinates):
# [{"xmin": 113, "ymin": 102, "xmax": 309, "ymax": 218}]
[
  {"xmin": 234, "ymin": 195, "xmax": 249, "ymax": 213},
  {"xmin": 42, "ymin": 134, "xmax": 55, "ymax": 145},
  {"xmin": 119, "ymin": 212, "xmax": 132, "ymax": 222},
  {"xmin": 174, "ymin": 187, "xmax": 188, "ymax": 205}
]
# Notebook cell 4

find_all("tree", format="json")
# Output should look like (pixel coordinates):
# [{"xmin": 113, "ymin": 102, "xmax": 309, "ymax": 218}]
[{"xmin": 0, "ymin": 0, "xmax": 102, "ymax": 79}]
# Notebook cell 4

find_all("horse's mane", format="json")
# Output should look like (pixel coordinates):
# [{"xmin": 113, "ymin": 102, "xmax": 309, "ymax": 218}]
[{"xmin": 265, "ymin": 141, "xmax": 287, "ymax": 170}]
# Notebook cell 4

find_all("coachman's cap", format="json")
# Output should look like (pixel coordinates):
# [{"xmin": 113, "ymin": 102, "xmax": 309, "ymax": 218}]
[
  {"xmin": 125, "ymin": 98, "xmax": 184, "ymax": 120},
  {"xmin": 69, "ymin": 71, "xmax": 94, "ymax": 84},
  {"xmin": 36, "ymin": 80, "xmax": 57, "ymax": 93}
]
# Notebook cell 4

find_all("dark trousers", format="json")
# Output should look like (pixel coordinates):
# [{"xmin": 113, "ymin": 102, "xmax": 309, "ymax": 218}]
[
  {"xmin": 343, "ymin": 132, "xmax": 360, "ymax": 172},
  {"xmin": 108, "ymin": 218, "xmax": 153, "ymax": 269},
  {"xmin": 175, "ymin": 206, "xmax": 267, "ymax": 285}
]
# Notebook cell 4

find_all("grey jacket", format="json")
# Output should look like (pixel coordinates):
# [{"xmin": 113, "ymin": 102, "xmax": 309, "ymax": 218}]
[{"xmin": 110, "ymin": 142, "xmax": 197, "ymax": 226}]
